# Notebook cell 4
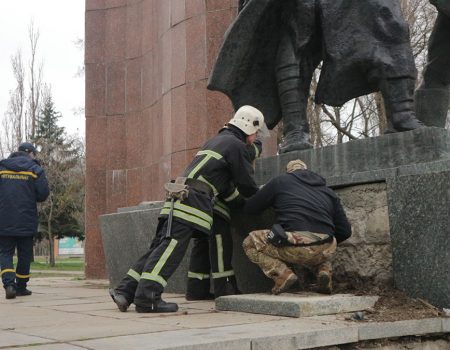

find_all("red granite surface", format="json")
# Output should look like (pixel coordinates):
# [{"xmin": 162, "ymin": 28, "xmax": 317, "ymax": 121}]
[{"xmin": 85, "ymin": 0, "xmax": 278, "ymax": 278}]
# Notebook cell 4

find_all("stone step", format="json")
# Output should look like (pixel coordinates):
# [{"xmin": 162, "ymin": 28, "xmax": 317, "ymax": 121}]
[{"xmin": 216, "ymin": 292, "xmax": 379, "ymax": 318}]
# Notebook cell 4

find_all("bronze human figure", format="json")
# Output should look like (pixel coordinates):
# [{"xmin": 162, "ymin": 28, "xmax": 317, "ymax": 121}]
[
  {"xmin": 208, "ymin": 0, "xmax": 423, "ymax": 153},
  {"xmin": 415, "ymin": 0, "xmax": 450, "ymax": 127}
]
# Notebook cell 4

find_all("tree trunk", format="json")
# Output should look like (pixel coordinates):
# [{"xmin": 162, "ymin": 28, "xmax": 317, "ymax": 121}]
[{"xmin": 47, "ymin": 197, "xmax": 55, "ymax": 267}]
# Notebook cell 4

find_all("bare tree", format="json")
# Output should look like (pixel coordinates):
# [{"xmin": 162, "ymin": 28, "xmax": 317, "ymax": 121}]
[
  {"xmin": 27, "ymin": 22, "xmax": 44, "ymax": 139},
  {"xmin": 306, "ymin": 0, "xmax": 438, "ymax": 146},
  {"xmin": 0, "ymin": 21, "xmax": 45, "ymax": 156}
]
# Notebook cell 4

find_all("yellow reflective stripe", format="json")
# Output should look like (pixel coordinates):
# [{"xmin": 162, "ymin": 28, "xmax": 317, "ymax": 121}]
[
  {"xmin": 152, "ymin": 239, "xmax": 178, "ymax": 276},
  {"xmin": 213, "ymin": 204, "xmax": 231, "ymax": 220},
  {"xmin": 141, "ymin": 272, "xmax": 167, "ymax": 287},
  {"xmin": 0, "ymin": 269, "xmax": 15, "ymax": 276},
  {"xmin": 127, "ymin": 269, "xmax": 141, "ymax": 281},
  {"xmin": 187, "ymin": 150, "xmax": 222, "ymax": 178},
  {"xmin": 16, "ymin": 273, "xmax": 31, "ymax": 279},
  {"xmin": 253, "ymin": 143, "xmax": 260, "ymax": 158},
  {"xmin": 188, "ymin": 272, "xmax": 210, "ymax": 280},
  {"xmin": 216, "ymin": 235, "xmax": 224, "ymax": 273},
  {"xmin": 160, "ymin": 209, "xmax": 212, "ymax": 230},
  {"xmin": 162, "ymin": 201, "xmax": 213, "ymax": 225},
  {"xmin": 0, "ymin": 170, "xmax": 37, "ymax": 179},
  {"xmin": 188, "ymin": 156, "xmax": 210, "ymax": 178},
  {"xmin": 198, "ymin": 175, "xmax": 218, "ymax": 196},
  {"xmin": 212, "ymin": 270, "xmax": 235, "ymax": 279},
  {"xmin": 224, "ymin": 188, "xmax": 239, "ymax": 202},
  {"xmin": 197, "ymin": 150, "xmax": 222, "ymax": 160}
]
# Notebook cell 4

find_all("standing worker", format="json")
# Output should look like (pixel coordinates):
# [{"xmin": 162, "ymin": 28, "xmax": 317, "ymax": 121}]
[
  {"xmin": 185, "ymin": 136, "xmax": 263, "ymax": 300},
  {"xmin": 243, "ymin": 159, "xmax": 352, "ymax": 295},
  {"xmin": 0, "ymin": 142, "xmax": 50, "ymax": 299},
  {"xmin": 109, "ymin": 105, "xmax": 265, "ymax": 313}
]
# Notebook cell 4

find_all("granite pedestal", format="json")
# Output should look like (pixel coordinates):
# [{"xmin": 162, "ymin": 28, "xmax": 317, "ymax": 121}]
[{"xmin": 100, "ymin": 128, "xmax": 450, "ymax": 307}]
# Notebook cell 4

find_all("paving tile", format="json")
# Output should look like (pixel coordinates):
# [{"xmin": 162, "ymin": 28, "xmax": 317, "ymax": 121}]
[
  {"xmin": 0, "ymin": 330, "xmax": 52, "ymax": 348},
  {"xmin": 216, "ymin": 293, "xmax": 379, "ymax": 318},
  {"xmin": 358, "ymin": 318, "xmax": 443, "ymax": 340},
  {"xmin": 72, "ymin": 328, "xmax": 251, "ymax": 350},
  {"xmin": 6, "ymin": 343, "xmax": 84, "ymax": 350},
  {"xmin": 135, "ymin": 310, "xmax": 285, "ymax": 329},
  {"xmin": 19, "ymin": 318, "xmax": 181, "ymax": 342}
]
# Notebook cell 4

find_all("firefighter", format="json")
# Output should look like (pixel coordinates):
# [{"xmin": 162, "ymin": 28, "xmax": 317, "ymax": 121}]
[
  {"xmin": 0, "ymin": 142, "xmax": 50, "ymax": 299},
  {"xmin": 185, "ymin": 138, "xmax": 263, "ymax": 300},
  {"xmin": 109, "ymin": 105, "xmax": 265, "ymax": 313}
]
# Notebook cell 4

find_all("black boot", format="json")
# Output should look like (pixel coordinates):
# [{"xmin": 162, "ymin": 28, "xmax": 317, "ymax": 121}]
[
  {"xmin": 109, "ymin": 288, "xmax": 130, "ymax": 312},
  {"xmin": 415, "ymin": 88, "xmax": 449, "ymax": 128},
  {"xmin": 185, "ymin": 278, "xmax": 214, "ymax": 301},
  {"xmin": 16, "ymin": 287, "xmax": 32, "ymax": 297},
  {"xmin": 5, "ymin": 285, "xmax": 16, "ymax": 299},
  {"xmin": 135, "ymin": 292, "xmax": 178, "ymax": 313},
  {"xmin": 381, "ymin": 78, "xmax": 424, "ymax": 132},
  {"xmin": 214, "ymin": 276, "xmax": 241, "ymax": 298}
]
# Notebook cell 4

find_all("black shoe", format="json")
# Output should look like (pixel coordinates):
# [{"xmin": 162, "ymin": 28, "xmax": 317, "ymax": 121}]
[
  {"xmin": 5, "ymin": 285, "xmax": 16, "ymax": 299},
  {"xmin": 109, "ymin": 288, "xmax": 130, "ymax": 312},
  {"xmin": 16, "ymin": 288, "xmax": 32, "ymax": 297},
  {"xmin": 135, "ymin": 292, "xmax": 178, "ymax": 313},
  {"xmin": 185, "ymin": 292, "xmax": 215, "ymax": 301}
]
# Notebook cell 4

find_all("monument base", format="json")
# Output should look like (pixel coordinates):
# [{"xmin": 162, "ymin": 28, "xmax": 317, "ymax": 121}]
[{"xmin": 100, "ymin": 128, "xmax": 450, "ymax": 307}]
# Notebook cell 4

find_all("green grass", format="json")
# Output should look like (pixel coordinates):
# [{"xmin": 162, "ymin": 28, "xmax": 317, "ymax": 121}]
[{"xmin": 14, "ymin": 256, "xmax": 84, "ymax": 271}]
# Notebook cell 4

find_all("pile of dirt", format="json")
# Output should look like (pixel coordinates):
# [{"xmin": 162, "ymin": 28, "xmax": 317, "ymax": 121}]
[{"xmin": 362, "ymin": 289, "xmax": 443, "ymax": 322}]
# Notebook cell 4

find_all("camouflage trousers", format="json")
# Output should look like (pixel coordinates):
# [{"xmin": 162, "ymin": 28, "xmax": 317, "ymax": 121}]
[{"xmin": 243, "ymin": 229, "xmax": 337, "ymax": 283}]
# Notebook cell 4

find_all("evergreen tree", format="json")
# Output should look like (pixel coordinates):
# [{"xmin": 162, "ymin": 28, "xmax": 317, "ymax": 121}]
[{"xmin": 32, "ymin": 95, "xmax": 84, "ymax": 266}]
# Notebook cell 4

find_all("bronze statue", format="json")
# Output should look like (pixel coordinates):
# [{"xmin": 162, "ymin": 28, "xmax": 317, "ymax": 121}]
[
  {"xmin": 208, "ymin": 0, "xmax": 423, "ymax": 153},
  {"xmin": 415, "ymin": 0, "xmax": 450, "ymax": 128}
]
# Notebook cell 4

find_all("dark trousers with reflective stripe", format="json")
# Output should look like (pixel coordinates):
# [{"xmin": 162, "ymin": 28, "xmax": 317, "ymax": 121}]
[
  {"xmin": 0, "ymin": 236, "xmax": 33, "ymax": 289},
  {"xmin": 115, "ymin": 219, "xmax": 195, "ymax": 306},
  {"xmin": 186, "ymin": 215, "xmax": 237, "ymax": 298}
]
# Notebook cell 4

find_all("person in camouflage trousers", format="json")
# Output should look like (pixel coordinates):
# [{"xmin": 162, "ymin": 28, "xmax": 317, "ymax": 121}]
[{"xmin": 243, "ymin": 160, "xmax": 352, "ymax": 295}]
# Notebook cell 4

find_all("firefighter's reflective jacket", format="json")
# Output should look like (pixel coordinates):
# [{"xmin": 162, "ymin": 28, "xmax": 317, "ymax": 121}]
[
  {"xmin": 0, "ymin": 152, "xmax": 50, "ymax": 237},
  {"xmin": 159, "ymin": 125, "xmax": 259, "ymax": 233}
]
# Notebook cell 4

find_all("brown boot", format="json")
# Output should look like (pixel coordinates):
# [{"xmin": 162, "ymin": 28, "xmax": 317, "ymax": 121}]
[
  {"xmin": 271, "ymin": 269, "xmax": 298, "ymax": 295},
  {"xmin": 316, "ymin": 270, "xmax": 332, "ymax": 294}
]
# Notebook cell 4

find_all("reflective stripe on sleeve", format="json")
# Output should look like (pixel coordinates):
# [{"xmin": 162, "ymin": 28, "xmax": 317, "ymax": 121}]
[{"xmin": 224, "ymin": 188, "xmax": 239, "ymax": 202}]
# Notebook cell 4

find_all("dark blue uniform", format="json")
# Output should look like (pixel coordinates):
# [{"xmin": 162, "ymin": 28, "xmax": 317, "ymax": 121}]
[{"xmin": 0, "ymin": 151, "xmax": 49, "ymax": 292}]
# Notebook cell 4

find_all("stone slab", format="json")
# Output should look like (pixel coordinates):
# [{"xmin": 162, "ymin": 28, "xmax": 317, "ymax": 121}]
[
  {"xmin": 358, "ymin": 318, "xmax": 444, "ymax": 341},
  {"xmin": 8, "ymin": 345, "xmax": 83, "ymax": 350},
  {"xmin": 255, "ymin": 128, "xmax": 450, "ymax": 186},
  {"xmin": 387, "ymin": 170, "xmax": 450, "ymax": 309},
  {"xmin": 443, "ymin": 318, "xmax": 450, "ymax": 332},
  {"xmin": 0, "ymin": 330, "xmax": 52, "ymax": 348},
  {"xmin": 215, "ymin": 293, "xmax": 379, "ymax": 318}
]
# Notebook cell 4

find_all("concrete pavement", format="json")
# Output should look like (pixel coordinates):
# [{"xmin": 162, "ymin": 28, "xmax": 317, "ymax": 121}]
[{"xmin": 0, "ymin": 277, "xmax": 448, "ymax": 350}]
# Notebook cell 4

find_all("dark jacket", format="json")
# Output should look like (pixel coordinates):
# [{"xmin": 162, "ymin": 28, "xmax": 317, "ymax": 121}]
[
  {"xmin": 0, "ymin": 152, "xmax": 50, "ymax": 237},
  {"xmin": 160, "ymin": 125, "xmax": 259, "ymax": 234},
  {"xmin": 208, "ymin": 0, "xmax": 415, "ymax": 128},
  {"xmin": 245, "ymin": 169, "xmax": 351, "ymax": 243}
]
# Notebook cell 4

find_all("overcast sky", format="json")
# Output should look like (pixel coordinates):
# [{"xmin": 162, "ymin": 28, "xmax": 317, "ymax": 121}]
[{"xmin": 0, "ymin": 0, "xmax": 85, "ymax": 138}]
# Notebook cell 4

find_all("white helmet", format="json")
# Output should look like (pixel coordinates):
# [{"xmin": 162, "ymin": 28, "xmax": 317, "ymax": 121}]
[{"xmin": 228, "ymin": 105, "xmax": 269, "ymax": 136}]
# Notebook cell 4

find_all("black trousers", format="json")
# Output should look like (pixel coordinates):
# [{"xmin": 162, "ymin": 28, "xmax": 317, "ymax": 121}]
[
  {"xmin": 186, "ymin": 215, "xmax": 237, "ymax": 298},
  {"xmin": 115, "ymin": 219, "xmax": 196, "ymax": 307},
  {"xmin": 0, "ymin": 236, "xmax": 33, "ymax": 289}
]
